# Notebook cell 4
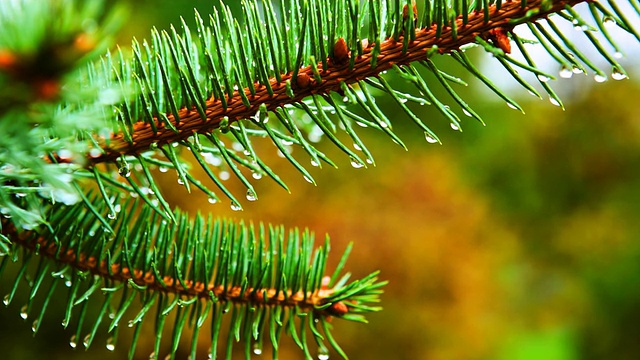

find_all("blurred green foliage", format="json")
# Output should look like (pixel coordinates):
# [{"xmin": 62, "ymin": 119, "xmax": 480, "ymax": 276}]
[{"xmin": 3, "ymin": 1, "xmax": 640, "ymax": 359}]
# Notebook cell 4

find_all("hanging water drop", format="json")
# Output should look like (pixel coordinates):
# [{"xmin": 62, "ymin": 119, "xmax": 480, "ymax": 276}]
[
  {"xmin": 614, "ymin": 51, "xmax": 623, "ymax": 59},
  {"xmin": 118, "ymin": 163, "xmax": 131, "ymax": 178},
  {"xmin": 253, "ymin": 343, "xmax": 263, "ymax": 355},
  {"xmin": 208, "ymin": 197, "xmax": 217, "ymax": 204},
  {"xmin": 107, "ymin": 212, "xmax": 116, "ymax": 220},
  {"xmin": 20, "ymin": 305, "xmax": 28, "ymax": 319},
  {"xmin": 559, "ymin": 66, "xmax": 573, "ymax": 79},
  {"xmin": 65, "ymin": 279, "xmax": 72, "ymax": 287},
  {"xmin": 219, "ymin": 171, "xmax": 230, "ymax": 181},
  {"xmin": 159, "ymin": 166, "xmax": 168, "ymax": 173},
  {"xmin": 549, "ymin": 97, "xmax": 561, "ymax": 107},
  {"xmin": 83, "ymin": 333, "xmax": 91, "ymax": 347},
  {"xmin": 612, "ymin": 67, "xmax": 627, "ymax": 80},
  {"xmin": 462, "ymin": 108, "xmax": 472, "ymax": 117},
  {"xmin": 603, "ymin": 16, "xmax": 616, "ymax": 27},
  {"xmin": 303, "ymin": 175, "xmax": 314, "ymax": 184},
  {"xmin": 149, "ymin": 352, "xmax": 157, "ymax": 359},
  {"xmin": 350, "ymin": 158, "xmax": 364, "ymax": 168},
  {"xmin": 353, "ymin": 143, "xmax": 362, "ymax": 151},
  {"xmin": 177, "ymin": 178, "xmax": 185, "ymax": 185},
  {"xmin": 128, "ymin": 320, "xmax": 135, "ymax": 327},
  {"xmin": 537, "ymin": 74, "xmax": 551, "ymax": 82},
  {"xmin": 506, "ymin": 102, "xmax": 518, "ymax": 110},
  {"xmin": 106, "ymin": 337, "xmax": 116, "ymax": 351},
  {"xmin": 31, "ymin": 319, "xmax": 38, "ymax": 333},
  {"xmin": 246, "ymin": 190, "xmax": 257, "ymax": 201},
  {"xmin": 230, "ymin": 202, "xmax": 242, "ymax": 211},
  {"xmin": 310, "ymin": 160, "xmax": 319, "ymax": 167},
  {"xmin": 3, "ymin": 294, "xmax": 10, "ymax": 306},
  {"xmin": 318, "ymin": 352, "xmax": 330, "ymax": 360},
  {"xmin": 70, "ymin": 335, "xmax": 77, "ymax": 348},
  {"xmin": 450, "ymin": 122, "xmax": 460, "ymax": 131},
  {"xmin": 572, "ymin": 66, "xmax": 583, "ymax": 74},
  {"xmin": 594, "ymin": 74, "xmax": 607, "ymax": 83},
  {"xmin": 424, "ymin": 133, "xmax": 438, "ymax": 144},
  {"xmin": 252, "ymin": 171, "xmax": 263, "ymax": 179}
]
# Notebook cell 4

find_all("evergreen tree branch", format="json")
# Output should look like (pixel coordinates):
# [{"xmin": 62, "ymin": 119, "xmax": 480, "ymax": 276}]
[{"xmin": 92, "ymin": 0, "xmax": 582, "ymax": 165}]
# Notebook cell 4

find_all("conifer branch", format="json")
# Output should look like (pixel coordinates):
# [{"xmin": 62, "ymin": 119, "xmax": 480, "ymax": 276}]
[{"xmin": 92, "ymin": 0, "xmax": 582, "ymax": 165}]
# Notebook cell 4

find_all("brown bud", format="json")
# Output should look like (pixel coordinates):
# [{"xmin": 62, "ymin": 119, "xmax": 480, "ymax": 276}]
[
  {"xmin": 296, "ymin": 72, "xmax": 310, "ymax": 88},
  {"xmin": 488, "ymin": 28, "xmax": 511, "ymax": 54},
  {"xmin": 329, "ymin": 301, "xmax": 349, "ymax": 316},
  {"xmin": 332, "ymin": 37, "xmax": 349, "ymax": 65}
]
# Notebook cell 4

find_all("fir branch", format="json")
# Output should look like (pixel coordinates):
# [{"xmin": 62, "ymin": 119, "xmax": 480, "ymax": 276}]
[{"xmin": 92, "ymin": 0, "xmax": 582, "ymax": 165}]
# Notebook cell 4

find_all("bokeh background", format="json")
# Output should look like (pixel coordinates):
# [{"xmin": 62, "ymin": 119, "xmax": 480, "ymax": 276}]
[{"xmin": 3, "ymin": 1, "xmax": 640, "ymax": 359}]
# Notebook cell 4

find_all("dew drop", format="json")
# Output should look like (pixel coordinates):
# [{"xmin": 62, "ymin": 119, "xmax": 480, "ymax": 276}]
[
  {"xmin": 106, "ymin": 337, "xmax": 116, "ymax": 351},
  {"xmin": 3, "ymin": 294, "xmax": 10, "ymax": 306},
  {"xmin": 61, "ymin": 319, "xmax": 68, "ymax": 327},
  {"xmin": 70, "ymin": 335, "xmax": 77, "ymax": 348},
  {"xmin": 246, "ymin": 190, "xmax": 257, "ymax": 201},
  {"xmin": 252, "ymin": 171, "xmax": 263, "ymax": 179},
  {"xmin": 594, "ymin": 74, "xmax": 607, "ymax": 83},
  {"xmin": 164, "ymin": 354, "xmax": 172, "ymax": 360},
  {"xmin": 572, "ymin": 66, "xmax": 583, "ymax": 74},
  {"xmin": 208, "ymin": 197, "xmax": 218, "ymax": 204},
  {"xmin": 177, "ymin": 178, "xmax": 185, "ymax": 185},
  {"xmin": 342, "ymin": 96, "xmax": 349, "ymax": 103},
  {"xmin": 303, "ymin": 175, "xmax": 314, "ymax": 184},
  {"xmin": 253, "ymin": 343, "xmax": 263, "ymax": 355},
  {"xmin": 310, "ymin": 160, "xmax": 319, "ymax": 167},
  {"xmin": 318, "ymin": 354, "xmax": 330, "ymax": 360},
  {"xmin": 549, "ymin": 97, "xmax": 561, "ymax": 107},
  {"xmin": 537, "ymin": 74, "xmax": 551, "ymax": 82},
  {"xmin": 603, "ymin": 16, "xmax": 616, "ymax": 27},
  {"xmin": 128, "ymin": 320, "xmax": 135, "ymax": 328},
  {"xmin": 350, "ymin": 158, "xmax": 364, "ymax": 168},
  {"xmin": 353, "ymin": 143, "xmax": 362, "ymax": 151},
  {"xmin": 219, "ymin": 171, "xmax": 230, "ymax": 181},
  {"xmin": 107, "ymin": 213, "xmax": 116, "ymax": 220},
  {"xmin": 20, "ymin": 305, "xmax": 28, "ymax": 319},
  {"xmin": 450, "ymin": 122, "xmax": 460, "ymax": 131},
  {"xmin": 612, "ymin": 67, "xmax": 627, "ymax": 80},
  {"xmin": 65, "ymin": 280, "xmax": 72, "ymax": 287},
  {"xmin": 559, "ymin": 66, "xmax": 573, "ymax": 79},
  {"xmin": 506, "ymin": 102, "xmax": 518, "ymax": 110},
  {"xmin": 118, "ymin": 163, "xmax": 131, "ymax": 178},
  {"xmin": 424, "ymin": 133, "xmax": 438, "ymax": 144},
  {"xmin": 614, "ymin": 51, "xmax": 623, "ymax": 59},
  {"xmin": 462, "ymin": 108, "xmax": 472, "ymax": 117},
  {"xmin": 230, "ymin": 202, "xmax": 242, "ymax": 211},
  {"xmin": 31, "ymin": 319, "xmax": 38, "ymax": 333},
  {"xmin": 355, "ymin": 121, "xmax": 368, "ymax": 128},
  {"xmin": 89, "ymin": 148, "xmax": 102, "ymax": 158},
  {"xmin": 83, "ymin": 333, "xmax": 91, "ymax": 347},
  {"xmin": 149, "ymin": 352, "xmax": 157, "ymax": 359}
]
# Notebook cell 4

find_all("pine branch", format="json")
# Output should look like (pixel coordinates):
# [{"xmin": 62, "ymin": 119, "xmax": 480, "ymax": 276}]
[{"xmin": 92, "ymin": 0, "xmax": 582, "ymax": 165}]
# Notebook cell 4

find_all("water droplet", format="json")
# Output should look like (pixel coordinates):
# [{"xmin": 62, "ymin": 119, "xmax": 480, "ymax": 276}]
[
  {"xmin": 89, "ymin": 148, "xmax": 102, "ymax": 158},
  {"xmin": 612, "ymin": 67, "xmax": 627, "ymax": 80},
  {"xmin": 149, "ymin": 352, "xmax": 157, "ymax": 359},
  {"xmin": 559, "ymin": 66, "xmax": 573, "ymax": 79},
  {"xmin": 355, "ymin": 121, "xmax": 368, "ymax": 128},
  {"xmin": 3, "ymin": 294, "xmax": 10, "ymax": 306},
  {"xmin": 107, "ymin": 213, "xmax": 116, "ymax": 220},
  {"xmin": 219, "ymin": 171, "xmax": 230, "ymax": 181},
  {"xmin": 128, "ymin": 320, "xmax": 135, "ymax": 328},
  {"xmin": 31, "ymin": 319, "xmax": 38, "ymax": 332},
  {"xmin": 83, "ymin": 333, "xmax": 91, "ymax": 347},
  {"xmin": 65, "ymin": 280, "xmax": 72, "ymax": 287},
  {"xmin": 164, "ymin": 354, "xmax": 172, "ymax": 360},
  {"xmin": 118, "ymin": 163, "xmax": 131, "ymax": 178},
  {"xmin": 424, "ymin": 133, "xmax": 438, "ymax": 144},
  {"xmin": 318, "ymin": 354, "xmax": 330, "ymax": 360},
  {"xmin": 342, "ymin": 96, "xmax": 349, "ymax": 103},
  {"xmin": 573, "ymin": 25, "xmax": 584, "ymax": 32},
  {"xmin": 177, "ymin": 178, "xmax": 185, "ymax": 185},
  {"xmin": 20, "ymin": 305, "xmax": 28, "ymax": 319},
  {"xmin": 350, "ymin": 158, "xmax": 364, "ymax": 168},
  {"xmin": 549, "ymin": 97, "xmax": 561, "ymax": 107},
  {"xmin": 572, "ymin": 66, "xmax": 583, "ymax": 74},
  {"xmin": 106, "ymin": 337, "xmax": 116, "ymax": 351},
  {"xmin": 246, "ymin": 190, "xmax": 257, "ymax": 201},
  {"xmin": 253, "ymin": 343, "xmax": 263, "ymax": 355},
  {"xmin": 506, "ymin": 102, "xmax": 518, "ymax": 110},
  {"xmin": 419, "ymin": 101, "xmax": 426, "ymax": 106},
  {"xmin": 450, "ymin": 122, "xmax": 460, "ymax": 131},
  {"xmin": 159, "ymin": 166, "xmax": 169, "ymax": 173},
  {"xmin": 70, "ymin": 335, "xmax": 77, "ymax": 348},
  {"xmin": 462, "ymin": 108, "xmax": 472, "ymax": 117},
  {"xmin": 230, "ymin": 202, "xmax": 242, "ymax": 211},
  {"xmin": 353, "ymin": 143, "xmax": 362, "ymax": 151},
  {"xmin": 61, "ymin": 319, "xmax": 68, "ymax": 327},
  {"xmin": 252, "ymin": 171, "xmax": 263, "ymax": 179},
  {"xmin": 614, "ymin": 51, "xmax": 623, "ymax": 59},
  {"xmin": 208, "ymin": 197, "xmax": 217, "ymax": 204},
  {"xmin": 603, "ymin": 16, "xmax": 616, "ymax": 27},
  {"xmin": 303, "ymin": 175, "xmax": 314, "ymax": 184},
  {"xmin": 537, "ymin": 74, "xmax": 551, "ymax": 82},
  {"xmin": 594, "ymin": 74, "xmax": 607, "ymax": 83}
]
